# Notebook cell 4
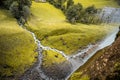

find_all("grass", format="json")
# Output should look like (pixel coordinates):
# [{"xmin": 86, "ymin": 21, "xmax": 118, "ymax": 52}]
[
  {"xmin": 0, "ymin": 0, "xmax": 119, "ymax": 78},
  {"xmin": 42, "ymin": 50, "xmax": 66, "ymax": 68},
  {"xmin": 28, "ymin": 1, "xmax": 114, "ymax": 55},
  {"xmin": 69, "ymin": 49, "xmax": 106, "ymax": 80},
  {"xmin": 70, "ymin": 71, "xmax": 89, "ymax": 80},
  {"xmin": 69, "ymin": 32, "xmax": 120, "ymax": 79},
  {"xmin": 0, "ymin": 9, "xmax": 37, "ymax": 77},
  {"xmin": 74, "ymin": 0, "xmax": 120, "ymax": 8}
]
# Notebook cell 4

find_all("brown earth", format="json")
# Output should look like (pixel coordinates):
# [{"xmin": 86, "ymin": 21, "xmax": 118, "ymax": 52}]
[
  {"xmin": 69, "ymin": 32, "xmax": 120, "ymax": 80},
  {"xmin": 87, "ymin": 36, "xmax": 120, "ymax": 80}
]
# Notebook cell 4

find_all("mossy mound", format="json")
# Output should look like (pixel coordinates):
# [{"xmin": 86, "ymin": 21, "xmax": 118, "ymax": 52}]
[
  {"xmin": 0, "ymin": 9, "xmax": 37, "ymax": 78},
  {"xmin": 41, "ymin": 50, "xmax": 72, "ymax": 79}
]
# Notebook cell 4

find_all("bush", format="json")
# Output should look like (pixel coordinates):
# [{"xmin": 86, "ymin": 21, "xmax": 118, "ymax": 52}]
[
  {"xmin": 0, "ymin": 0, "xmax": 32, "ymax": 25},
  {"xmin": 66, "ymin": 0, "xmax": 74, "ymax": 9},
  {"xmin": 9, "ymin": 1, "xmax": 19, "ymax": 19},
  {"xmin": 85, "ymin": 5, "xmax": 97, "ymax": 14},
  {"xmin": 65, "ymin": 3, "xmax": 83, "ymax": 23}
]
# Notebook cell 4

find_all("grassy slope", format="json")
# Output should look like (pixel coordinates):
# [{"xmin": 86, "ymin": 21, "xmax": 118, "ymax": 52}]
[
  {"xmin": 74, "ymin": 0, "xmax": 119, "ymax": 8},
  {"xmin": 42, "ymin": 50, "xmax": 66, "ymax": 67},
  {"xmin": 69, "ymin": 34, "xmax": 120, "ymax": 80},
  {"xmin": 0, "ymin": 9, "xmax": 37, "ymax": 77},
  {"xmin": 28, "ymin": 2, "xmax": 113, "ymax": 56}
]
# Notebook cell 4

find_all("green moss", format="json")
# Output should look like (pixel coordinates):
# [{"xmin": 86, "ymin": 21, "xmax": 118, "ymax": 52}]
[
  {"xmin": 70, "ymin": 73, "xmax": 89, "ymax": 80},
  {"xmin": 0, "ymin": 9, "xmax": 37, "ymax": 77},
  {"xmin": 42, "ymin": 50, "xmax": 66, "ymax": 67}
]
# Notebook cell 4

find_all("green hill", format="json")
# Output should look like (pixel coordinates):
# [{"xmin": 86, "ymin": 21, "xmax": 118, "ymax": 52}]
[
  {"xmin": 0, "ymin": 9, "xmax": 37, "ymax": 77},
  {"xmin": 28, "ymin": 1, "xmax": 114, "ymax": 55},
  {"xmin": 0, "ymin": 0, "xmax": 119, "ymax": 79}
]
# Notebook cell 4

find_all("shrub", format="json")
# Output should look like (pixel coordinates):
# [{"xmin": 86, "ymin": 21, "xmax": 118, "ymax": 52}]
[
  {"xmin": 9, "ymin": 1, "xmax": 19, "ymax": 19},
  {"xmin": 65, "ymin": 3, "xmax": 83, "ymax": 23},
  {"xmin": 0, "ymin": 0, "xmax": 32, "ymax": 25}
]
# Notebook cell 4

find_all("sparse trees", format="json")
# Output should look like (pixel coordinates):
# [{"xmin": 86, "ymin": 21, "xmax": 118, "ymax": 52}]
[
  {"xmin": 9, "ymin": 1, "xmax": 19, "ymax": 19},
  {"xmin": 47, "ymin": 0, "xmax": 98, "ymax": 24},
  {"xmin": 80, "ymin": 5, "xmax": 98, "ymax": 24},
  {"xmin": 66, "ymin": 0, "xmax": 74, "ymax": 9}
]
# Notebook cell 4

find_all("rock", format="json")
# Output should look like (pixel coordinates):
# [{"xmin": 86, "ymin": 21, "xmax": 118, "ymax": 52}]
[{"xmin": 41, "ymin": 61, "xmax": 72, "ymax": 80}]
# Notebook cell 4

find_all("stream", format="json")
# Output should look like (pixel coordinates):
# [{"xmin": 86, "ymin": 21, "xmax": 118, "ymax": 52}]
[
  {"xmin": 26, "ymin": 23, "xmax": 119, "ymax": 80},
  {"xmin": 21, "ymin": 7, "xmax": 120, "ymax": 80}
]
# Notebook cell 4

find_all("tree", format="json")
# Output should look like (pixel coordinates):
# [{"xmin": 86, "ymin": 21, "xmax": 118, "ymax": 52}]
[
  {"xmin": 85, "ymin": 5, "xmax": 97, "ymax": 14},
  {"xmin": 67, "ymin": 0, "xmax": 74, "ymax": 9},
  {"xmin": 65, "ymin": 3, "xmax": 83, "ymax": 23},
  {"xmin": 115, "ymin": 0, "xmax": 120, "ymax": 5},
  {"xmin": 9, "ymin": 1, "xmax": 19, "ymax": 19},
  {"xmin": 0, "ymin": 0, "xmax": 32, "ymax": 25},
  {"xmin": 22, "ymin": 5, "xmax": 31, "ymax": 23}
]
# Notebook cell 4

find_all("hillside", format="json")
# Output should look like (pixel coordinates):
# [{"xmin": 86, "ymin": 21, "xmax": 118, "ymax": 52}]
[
  {"xmin": 28, "ymin": 1, "xmax": 114, "ymax": 55},
  {"xmin": 0, "ymin": 0, "xmax": 120, "ymax": 80},
  {"xmin": 69, "ymin": 32, "xmax": 120, "ymax": 80},
  {"xmin": 0, "ymin": 9, "xmax": 37, "ymax": 78}
]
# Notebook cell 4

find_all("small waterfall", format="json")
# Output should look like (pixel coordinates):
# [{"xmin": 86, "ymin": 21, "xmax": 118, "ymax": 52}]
[{"xmin": 98, "ymin": 7, "xmax": 120, "ymax": 23}]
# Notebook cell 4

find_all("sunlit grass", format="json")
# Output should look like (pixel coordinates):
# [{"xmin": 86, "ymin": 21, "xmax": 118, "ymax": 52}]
[
  {"xmin": 28, "ymin": 2, "xmax": 114, "ymax": 55},
  {"xmin": 0, "ymin": 9, "xmax": 37, "ymax": 77},
  {"xmin": 42, "ymin": 50, "xmax": 66, "ymax": 67},
  {"xmin": 74, "ymin": 0, "xmax": 120, "ymax": 8}
]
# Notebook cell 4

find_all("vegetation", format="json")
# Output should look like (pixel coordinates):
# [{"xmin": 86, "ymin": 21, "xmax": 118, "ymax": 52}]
[
  {"xmin": 0, "ymin": 0, "xmax": 120, "ymax": 79},
  {"xmin": 65, "ymin": 3, "xmax": 83, "ymax": 23},
  {"xmin": 0, "ymin": 9, "xmax": 37, "ymax": 78},
  {"xmin": 46, "ymin": 0, "xmax": 66, "ymax": 10},
  {"xmin": 115, "ymin": 0, "xmax": 120, "ymax": 5},
  {"xmin": 46, "ymin": 0, "xmax": 99, "ymax": 24},
  {"xmin": 42, "ymin": 50, "xmax": 66, "ymax": 67},
  {"xmin": 69, "ymin": 31, "xmax": 120, "ymax": 80},
  {"xmin": 74, "ymin": 0, "xmax": 119, "ymax": 8},
  {"xmin": 0, "ymin": 0, "xmax": 32, "ymax": 25},
  {"xmin": 41, "ymin": 50, "xmax": 72, "ymax": 79},
  {"xmin": 27, "ymin": 2, "xmax": 114, "ymax": 55}
]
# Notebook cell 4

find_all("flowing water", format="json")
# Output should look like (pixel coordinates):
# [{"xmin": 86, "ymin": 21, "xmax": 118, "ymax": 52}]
[
  {"xmin": 21, "ymin": 7, "xmax": 120, "ymax": 80},
  {"xmin": 98, "ymin": 7, "xmax": 120, "ymax": 23},
  {"xmin": 28, "ymin": 24, "xmax": 119, "ymax": 80},
  {"xmin": 66, "ymin": 27, "xmax": 119, "ymax": 80}
]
